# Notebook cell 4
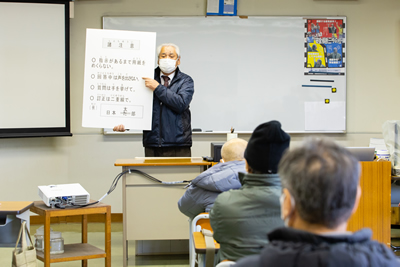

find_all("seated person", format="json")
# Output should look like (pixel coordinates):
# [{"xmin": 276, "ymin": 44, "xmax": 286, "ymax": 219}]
[
  {"xmin": 210, "ymin": 120, "xmax": 290, "ymax": 262},
  {"xmin": 235, "ymin": 138, "xmax": 399, "ymax": 267},
  {"xmin": 178, "ymin": 138, "xmax": 247, "ymax": 219}
]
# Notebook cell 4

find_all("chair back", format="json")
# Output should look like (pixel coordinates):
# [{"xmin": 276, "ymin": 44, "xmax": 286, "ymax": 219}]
[
  {"xmin": 190, "ymin": 213, "xmax": 210, "ymax": 267},
  {"xmin": 193, "ymin": 213, "xmax": 212, "ymax": 232},
  {"xmin": 215, "ymin": 261, "xmax": 236, "ymax": 267}
]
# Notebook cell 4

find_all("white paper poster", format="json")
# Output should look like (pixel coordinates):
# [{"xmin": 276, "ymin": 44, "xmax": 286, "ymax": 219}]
[
  {"xmin": 82, "ymin": 29, "xmax": 156, "ymax": 129},
  {"xmin": 304, "ymin": 101, "xmax": 346, "ymax": 131}
]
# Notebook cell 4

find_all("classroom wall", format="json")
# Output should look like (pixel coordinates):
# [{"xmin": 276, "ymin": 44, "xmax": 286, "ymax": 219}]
[{"xmin": 0, "ymin": 0, "xmax": 398, "ymax": 213}]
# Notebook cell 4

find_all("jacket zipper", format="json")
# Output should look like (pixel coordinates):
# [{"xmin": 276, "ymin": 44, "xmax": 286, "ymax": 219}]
[
  {"xmin": 159, "ymin": 101, "xmax": 162, "ymax": 147},
  {"xmin": 158, "ymin": 76, "xmax": 173, "ymax": 147}
]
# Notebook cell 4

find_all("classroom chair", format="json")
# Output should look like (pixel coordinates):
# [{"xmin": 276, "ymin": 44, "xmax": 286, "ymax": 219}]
[
  {"xmin": 215, "ymin": 260, "xmax": 236, "ymax": 267},
  {"xmin": 189, "ymin": 213, "xmax": 219, "ymax": 267}
]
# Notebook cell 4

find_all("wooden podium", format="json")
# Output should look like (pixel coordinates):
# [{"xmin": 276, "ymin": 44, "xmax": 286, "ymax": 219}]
[
  {"xmin": 115, "ymin": 157, "xmax": 213, "ymax": 267},
  {"xmin": 347, "ymin": 161, "xmax": 391, "ymax": 246}
]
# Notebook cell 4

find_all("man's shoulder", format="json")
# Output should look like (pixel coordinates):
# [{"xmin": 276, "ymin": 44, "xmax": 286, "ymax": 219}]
[
  {"xmin": 213, "ymin": 184, "xmax": 243, "ymax": 205},
  {"xmin": 192, "ymin": 161, "xmax": 243, "ymax": 188},
  {"xmin": 191, "ymin": 162, "xmax": 231, "ymax": 184},
  {"xmin": 235, "ymin": 254, "xmax": 261, "ymax": 267},
  {"xmin": 262, "ymin": 228, "xmax": 399, "ymax": 266},
  {"xmin": 199, "ymin": 160, "xmax": 244, "ymax": 174},
  {"xmin": 212, "ymin": 160, "xmax": 245, "ymax": 170},
  {"xmin": 175, "ymin": 67, "xmax": 193, "ymax": 81}
]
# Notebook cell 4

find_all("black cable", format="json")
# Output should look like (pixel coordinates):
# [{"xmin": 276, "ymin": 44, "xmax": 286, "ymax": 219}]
[
  {"xmin": 72, "ymin": 200, "xmax": 99, "ymax": 208},
  {"xmin": 53, "ymin": 169, "xmax": 192, "ymax": 209},
  {"xmin": 106, "ymin": 169, "xmax": 193, "ymax": 196}
]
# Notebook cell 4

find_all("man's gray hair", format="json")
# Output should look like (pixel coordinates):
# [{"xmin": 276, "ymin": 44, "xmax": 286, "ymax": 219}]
[
  {"xmin": 157, "ymin": 43, "xmax": 180, "ymax": 58},
  {"xmin": 278, "ymin": 137, "xmax": 360, "ymax": 229}
]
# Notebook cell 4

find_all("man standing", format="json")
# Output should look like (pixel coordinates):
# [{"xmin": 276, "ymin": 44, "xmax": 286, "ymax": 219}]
[
  {"xmin": 235, "ymin": 138, "xmax": 399, "ymax": 267},
  {"xmin": 114, "ymin": 43, "xmax": 194, "ymax": 157}
]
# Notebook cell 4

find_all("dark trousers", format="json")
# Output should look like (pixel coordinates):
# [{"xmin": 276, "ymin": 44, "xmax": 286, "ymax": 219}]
[{"xmin": 145, "ymin": 146, "xmax": 191, "ymax": 157}]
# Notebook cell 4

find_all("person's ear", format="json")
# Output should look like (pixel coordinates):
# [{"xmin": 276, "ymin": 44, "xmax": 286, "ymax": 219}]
[
  {"xmin": 245, "ymin": 160, "xmax": 250, "ymax": 173},
  {"xmin": 282, "ymin": 188, "xmax": 295, "ymax": 221},
  {"xmin": 281, "ymin": 188, "xmax": 297, "ymax": 227},
  {"xmin": 351, "ymin": 185, "xmax": 362, "ymax": 215},
  {"xmin": 176, "ymin": 56, "xmax": 181, "ymax": 66}
]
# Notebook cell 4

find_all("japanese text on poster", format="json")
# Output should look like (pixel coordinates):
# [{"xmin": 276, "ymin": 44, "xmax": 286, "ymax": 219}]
[
  {"xmin": 82, "ymin": 29, "xmax": 156, "ymax": 129},
  {"xmin": 304, "ymin": 18, "xmax": 346, "ymax": 75}
]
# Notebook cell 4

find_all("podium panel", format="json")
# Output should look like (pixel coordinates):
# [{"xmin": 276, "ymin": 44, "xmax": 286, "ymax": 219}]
[
  {"xmin": 347, "ymin": 161, "xmax": 391, "ymax": 246},
  {"xmin": 115, "ymin": 158, "xmax": 212, "ymax": 267}
]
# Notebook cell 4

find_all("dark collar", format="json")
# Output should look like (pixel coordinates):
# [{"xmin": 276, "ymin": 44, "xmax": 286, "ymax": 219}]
[
  {"xmin": 268, "ymin": 227, "xmax": 372, "ymax": 245},
  {"xmin": 238, "ymin": 172, "xmax": 281, "ymax": 187},
  {"xmin": 155, "ymin": 66, "xmax": 181, "ymax": 83}
]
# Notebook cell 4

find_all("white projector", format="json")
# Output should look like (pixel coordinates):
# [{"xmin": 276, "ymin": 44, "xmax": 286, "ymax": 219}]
[{"xmin": 38, "ymin": 183, "xmax": 90, "ymax": 207}]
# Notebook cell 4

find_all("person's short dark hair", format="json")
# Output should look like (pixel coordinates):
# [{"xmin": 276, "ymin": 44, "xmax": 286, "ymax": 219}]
[{"xmin": 278, "ymin": 138, "xmax": 360, "ymax": 229}]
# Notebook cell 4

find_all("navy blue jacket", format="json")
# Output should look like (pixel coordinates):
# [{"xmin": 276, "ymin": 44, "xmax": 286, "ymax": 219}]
[{"xmin": 143, "ymin": 67, "xmax": 194, "ymax": 147}]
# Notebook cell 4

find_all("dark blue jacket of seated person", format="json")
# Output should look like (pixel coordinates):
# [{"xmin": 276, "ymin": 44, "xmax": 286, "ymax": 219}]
[
  {"xmin": 143, "ymin": 67, "xmax": 194, "ymax": 148},
  {"xmin": 234, "ymin": 227, "xmax": 400, "ymax": 267},
  {"xmin": 178, "ymin": 160, "xmax": 245, "ymax": 220}
]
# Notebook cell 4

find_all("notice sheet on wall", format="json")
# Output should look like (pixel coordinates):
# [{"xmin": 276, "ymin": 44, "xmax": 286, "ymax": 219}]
[{"xmin": 82, "ymin": 29, "xmax": 156, "ymax": 130}]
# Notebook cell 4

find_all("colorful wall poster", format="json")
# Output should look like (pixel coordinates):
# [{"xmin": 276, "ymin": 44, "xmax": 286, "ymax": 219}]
[{"xmin": 304, "ymin": 18, "xmax": 346, "ymax": 75}]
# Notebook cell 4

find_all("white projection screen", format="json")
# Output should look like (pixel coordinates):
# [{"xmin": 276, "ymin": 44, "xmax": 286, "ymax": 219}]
[{"xmin": 0, "ymin": 0, "xmax": 71, "ymax": 138}]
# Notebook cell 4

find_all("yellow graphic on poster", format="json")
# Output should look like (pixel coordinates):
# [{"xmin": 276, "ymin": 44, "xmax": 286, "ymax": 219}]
[{"xmin": 307, "ymin": 42, "xmax": 326, "ymax": 68}]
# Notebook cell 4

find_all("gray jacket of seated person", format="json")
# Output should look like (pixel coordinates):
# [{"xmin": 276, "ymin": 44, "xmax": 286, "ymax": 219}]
[
  {"xmin": 209, "ymin": 172, "xmax": 284, "ymax": 262},
  {"xmin": 178, "ymin": 160, "xmax": 245, "ymax": 219}
]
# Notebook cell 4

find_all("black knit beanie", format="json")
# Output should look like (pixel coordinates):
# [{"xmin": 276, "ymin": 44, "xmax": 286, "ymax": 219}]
[{"xmin": 244, "ymin": 120, "xmax": 290, "ymax": 173}]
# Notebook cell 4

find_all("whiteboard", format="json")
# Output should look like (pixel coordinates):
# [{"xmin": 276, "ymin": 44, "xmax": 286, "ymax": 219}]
[
  {"xmin": 0, "ymin": 0, "xmax": 71, "ymax": 138},
  {"xmin": 103, "ymin": 16, "xmax": 346, "ymax": 133}
]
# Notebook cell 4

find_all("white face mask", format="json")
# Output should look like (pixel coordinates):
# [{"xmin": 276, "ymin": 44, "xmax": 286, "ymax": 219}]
[{"xmin": 159, "ymin": 58, "xmax": 177, "ymax": 74}]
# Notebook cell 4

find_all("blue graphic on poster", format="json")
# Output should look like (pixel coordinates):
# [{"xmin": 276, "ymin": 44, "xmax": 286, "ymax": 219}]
[{"xmin": 325, "ymin": 43, "xmax": 342, "ymax": 68}]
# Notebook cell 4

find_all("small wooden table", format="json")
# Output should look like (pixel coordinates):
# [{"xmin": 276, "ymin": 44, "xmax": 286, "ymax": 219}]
[
  {"xmin": 0, "ymin": 201, "xmax": 33, "ymax": 216},
  {"xmin": 30, "ymin": 201, "xmax": 111, "ymax": 267}
]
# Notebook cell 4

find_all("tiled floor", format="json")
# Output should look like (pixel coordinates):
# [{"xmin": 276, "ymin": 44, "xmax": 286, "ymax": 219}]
[{"xmin": 0, "ymin": 222, "xmax": 189, "ymax": 267}]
